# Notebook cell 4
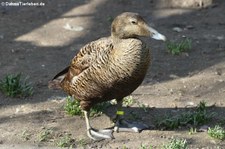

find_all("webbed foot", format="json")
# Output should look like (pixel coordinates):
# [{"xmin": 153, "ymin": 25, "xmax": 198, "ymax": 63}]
[
  {"xmin": 87, "ymin": 128, "xmax": 114, "ymax": 141},
  {"xmin": 114, "ymin": 119, "xmax": 149, "ymax": 133}
]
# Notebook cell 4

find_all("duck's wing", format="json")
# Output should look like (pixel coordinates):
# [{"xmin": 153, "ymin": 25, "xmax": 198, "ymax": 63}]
[
  {"xmin": 68, "ymin": 37, "xmax": 112, "ymax": 79},
  {"xmin": 48, "ymin": 37, "xmax": 112, "ymax": 89},
  {"xmin": 48, "ymin": 66, "xmax": 69, "ymax": 89}
]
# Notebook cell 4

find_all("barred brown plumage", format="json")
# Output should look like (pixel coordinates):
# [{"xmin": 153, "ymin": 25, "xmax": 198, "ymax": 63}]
[{"xmin": 48, "ymin": 12, "xmax": 166, "ymax": 140}]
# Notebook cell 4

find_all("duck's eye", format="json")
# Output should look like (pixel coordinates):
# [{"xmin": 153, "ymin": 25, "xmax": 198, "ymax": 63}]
[{"xmin": 131, "ymin": 20, "xmax": 137, "ymax": 24}]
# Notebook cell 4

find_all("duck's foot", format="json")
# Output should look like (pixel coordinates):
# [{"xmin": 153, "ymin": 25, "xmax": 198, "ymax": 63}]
[
  {"xmin": 87, "ymin": 128, "xmax": 114, "ymax": 141},
  {"xmin": 114, "ymin": 119, "xmax": 149, "ymax": 133}
]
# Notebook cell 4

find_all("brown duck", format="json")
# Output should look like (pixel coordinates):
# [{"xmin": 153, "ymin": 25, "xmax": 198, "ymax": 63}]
[{"xmin": 49, "ymin": 12, "xmax": 166, "ymax": 140}]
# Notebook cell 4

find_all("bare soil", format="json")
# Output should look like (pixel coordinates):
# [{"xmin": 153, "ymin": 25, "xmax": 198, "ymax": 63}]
[{"xmin": 0, "ymin": 0, "xmax": 225, "ymax": 148}]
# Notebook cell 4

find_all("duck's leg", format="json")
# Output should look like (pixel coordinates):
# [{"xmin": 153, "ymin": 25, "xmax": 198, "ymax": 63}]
[
  {"xmin": 113, "ymin": 99, "xmax": 149, "ymax": 133},
  {"xmin": 83, "ymin": 110, "xmax": 114, "ymax": 141}
]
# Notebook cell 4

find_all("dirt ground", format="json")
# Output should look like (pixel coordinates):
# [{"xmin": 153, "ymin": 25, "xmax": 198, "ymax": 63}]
[{"xmin": 0, "ymin": 0, "xmax": 225, "ymax": 148}]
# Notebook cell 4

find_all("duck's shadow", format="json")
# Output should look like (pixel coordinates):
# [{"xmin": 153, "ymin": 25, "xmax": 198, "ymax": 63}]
[{"xmin": 102, "ymin": 103, "xmax": 224, "ymax": 131}]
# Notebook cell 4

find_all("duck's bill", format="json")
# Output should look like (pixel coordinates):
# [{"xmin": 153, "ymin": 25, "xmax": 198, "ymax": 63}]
[{"xmin": 148, "ymin": 27, "xmax": 166, "ymax": 41}]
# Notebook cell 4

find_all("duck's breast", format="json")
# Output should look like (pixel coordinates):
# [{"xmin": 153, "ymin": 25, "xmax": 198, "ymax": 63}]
[{"xmin": 104, "ymin": 38, "xmax": 151, "ymax": 98}]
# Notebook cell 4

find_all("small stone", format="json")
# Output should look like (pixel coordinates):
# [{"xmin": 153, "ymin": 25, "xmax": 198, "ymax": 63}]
[
  {"xmin": 194, "ymin": 94, "xmax": 201, "ymax": 97},
  {"xmin": 169, "ymin": 89, "xmax": 174, "ymax": 94},
  {"xmin": 215, "ymin": 68, "xmax": 222, "ymax": 75},
  {"xmin": 178, "ymin": 91, "xmax": 184, "ymax": 96},
  {"xmin": 0, "ymin": 34, "xmax": 4, "ymax": 39},
  {"xmin": 210, "ymin": 139, "xmax": 217, "ymax": 144},
  {"xmin": 169, "ymin": 74, "xmax": 179, "ymax": 79},
  {"xmin": 15, "ymin": 108, "xmax": 20, "ymax": 113},
  {"xmin": 216, "ymin": 36, "xmax": 224, "ymax": 40},
  {"xmin": 185, "ymin": 25, "xmax": 194, "ymax": 30},
  {"xmin": 181, "ymin": 52, "xmax": 189, "ymax": 57},
  {"xmin": 172, "ymin": 27, "xmax": 182, "ymax": 32},
  {"xmin": 194, "ymin": 85, "xmax": 201, "ymax": 89},
  {"xmin": 186, "ymin": 101, "xmax": 194, "ymax": 107},
  {"xmin": 217, "ymin": 79, "xmax": 224, "ymax": 82},
  {"xmin": 63, "ymin": 23, "xmax": 84, "ymax": 32},
  {"xmin": 160, "ymin": 135, "xmax": 166, "ymax": 138}
]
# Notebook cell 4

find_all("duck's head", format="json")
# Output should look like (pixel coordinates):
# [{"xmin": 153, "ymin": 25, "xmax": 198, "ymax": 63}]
[{"xmin": 111, "ymin": 12, "xmax": 166, "ymax": 41}]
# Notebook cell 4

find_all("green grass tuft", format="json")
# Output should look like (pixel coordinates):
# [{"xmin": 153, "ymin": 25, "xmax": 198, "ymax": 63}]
[
  {"xmin": 0, "ymin": 73, "xmax": 33, "ymax": 98},
  {"xmin": 64, "ymin": 96, "xmax": 82, "ymax": 116},
  {"xmin": 140, "ymin": 143, "xmax": 153, "ymax": 149},
  {"xmin": 163, "ymin": 138, "xmax": 188, "ymax": 149},
  {"xmin": 38, "ymin": 128, "xmax": 53, "ymax": 142},
  {"xmin": 64, "ymin": 96, "xmax": 111, "ymax": 117},
  {"xmin": 107, "ymin": 16, "xmax": 114, "ymax": 23},
  {"xmin": 137, "ymin": 101, "xmax": 149, "ymax": 113},
  {"xmin": 77, "ymin": 138, "xmax": 87, "ymax": 148},
  {"xmin": 166, "ymin": 38, "xmax": 192, "ymax": 55},
  {"xmin": 208, "ymin": 125, "xmax": 225, "ymax": 140},
  {"xmin": 123, "ymin": 96, "xmax": 135, "ymax": 107},
  {"xmin": 56, "ymin": 133, "xmax": 75, "ymax": 148},
  {"xmin": 21, "ymin": 130, "xmax": 31, "ymax": 141},
  {"xmin": 155, "ymin": 101, "xmax": 215, "ymax": 130},
  {"xmin": 188, "ymin": 127, "xmax": 197, "ymax": 135}
]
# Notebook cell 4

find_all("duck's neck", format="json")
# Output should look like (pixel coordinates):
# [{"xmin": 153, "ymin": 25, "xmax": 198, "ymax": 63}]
[
  {"xmin": 111, "ymin": 35, "xmax": 122, "ymax": 44},
  {"xmin": 111, "ymin": 35, "xmax": 139, "ymax": 43}
]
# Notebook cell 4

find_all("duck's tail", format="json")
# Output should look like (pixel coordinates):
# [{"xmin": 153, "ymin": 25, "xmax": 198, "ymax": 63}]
[{"xmin": 48, "ymin": 66, "xmax": 70, "ymax": 89}]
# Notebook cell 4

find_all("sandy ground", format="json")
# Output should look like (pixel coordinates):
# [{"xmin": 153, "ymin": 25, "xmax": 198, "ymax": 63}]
[{"xmin": 0, "ymin": 0, "xmax": 225, "ymax": 148}]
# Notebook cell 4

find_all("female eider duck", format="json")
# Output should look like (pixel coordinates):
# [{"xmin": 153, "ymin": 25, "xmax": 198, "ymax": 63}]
[{"xmin": 49, "ymin": 12, "xmax": 166, "ymax": 140}]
